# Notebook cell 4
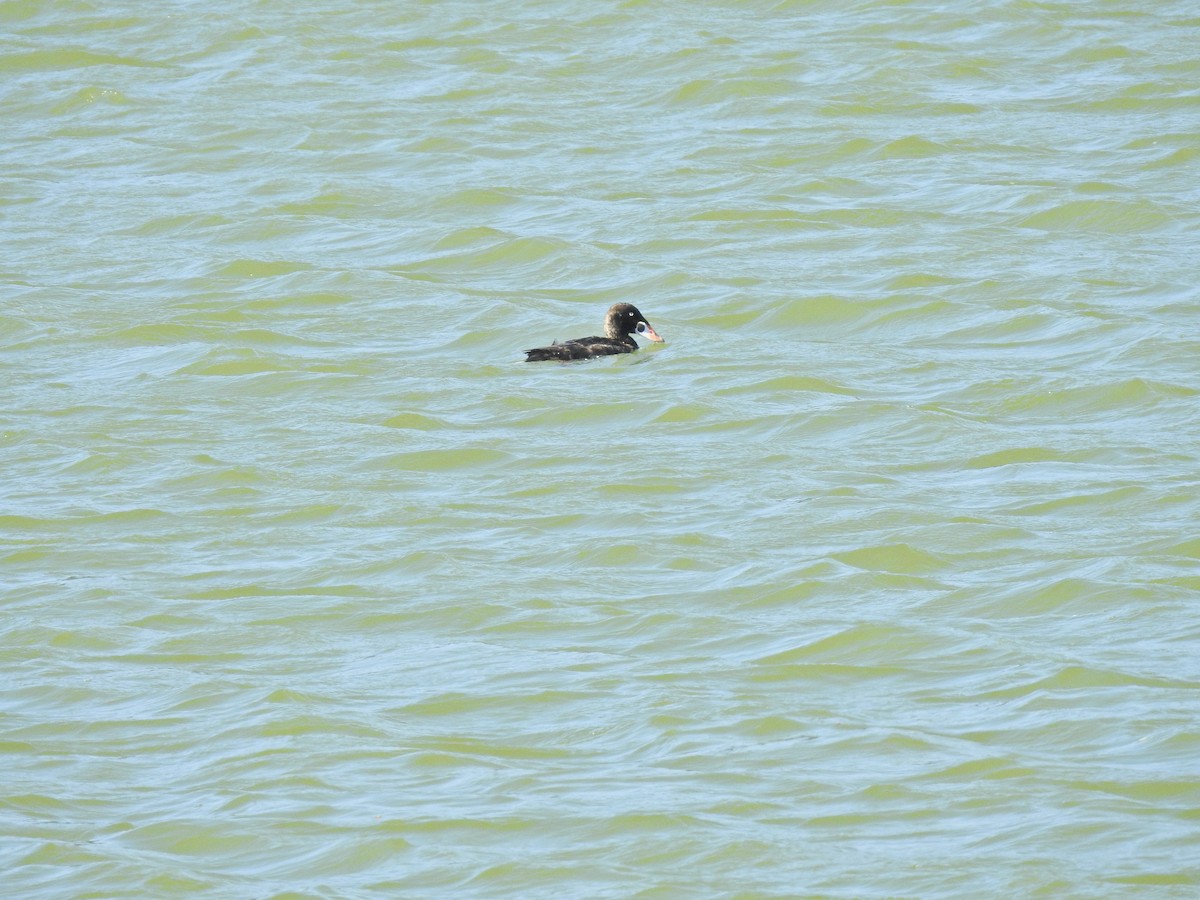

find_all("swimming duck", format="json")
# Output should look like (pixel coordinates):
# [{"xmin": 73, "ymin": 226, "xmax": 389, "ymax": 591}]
[{"xmin": 524, "ymin": 303, "xmax": 665, "ymax": 362}]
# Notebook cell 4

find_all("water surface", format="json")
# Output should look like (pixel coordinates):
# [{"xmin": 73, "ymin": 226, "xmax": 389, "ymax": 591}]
[{"xmin": 3, "ymin": 1, "xmax": 1199, "ymax": 896}]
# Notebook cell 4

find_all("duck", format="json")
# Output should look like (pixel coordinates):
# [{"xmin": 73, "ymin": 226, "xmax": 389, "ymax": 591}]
[{"xmin": 524, "ymin": 303, "xmax": 665, "ymax": 362}]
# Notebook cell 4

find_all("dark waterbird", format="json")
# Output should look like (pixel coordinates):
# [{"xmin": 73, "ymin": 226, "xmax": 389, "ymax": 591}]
[{"xmin": 524, "ymin": 303, "xmax": 665, "ymax": 362}]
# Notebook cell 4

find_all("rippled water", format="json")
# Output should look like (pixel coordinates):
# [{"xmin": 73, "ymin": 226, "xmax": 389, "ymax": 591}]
[{"xmin": 4, "ymin": 1, "xmax": 1200, "ymax": 896}]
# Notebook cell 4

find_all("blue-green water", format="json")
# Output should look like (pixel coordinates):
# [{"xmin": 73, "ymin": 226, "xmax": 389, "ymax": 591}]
[{"xmin": 3, "ymin": 1, "xmax": 1199, "ymax": 896}]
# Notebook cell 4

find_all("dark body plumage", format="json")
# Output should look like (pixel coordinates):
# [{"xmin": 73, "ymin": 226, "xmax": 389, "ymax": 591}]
[{"xmin": 524, "ymin": 303, "xmax": 664, "ymax": 362}]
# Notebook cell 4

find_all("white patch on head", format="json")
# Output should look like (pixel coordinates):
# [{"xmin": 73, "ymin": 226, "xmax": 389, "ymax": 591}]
[{"xmin": 635, "ymin": 322, "xmax": 647, "ymax": 334}]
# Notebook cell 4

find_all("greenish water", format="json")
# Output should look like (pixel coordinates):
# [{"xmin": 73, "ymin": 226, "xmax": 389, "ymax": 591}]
[{"xmin": 3, "ymin": 1, "xmax": 1199, "ymax": 896}]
